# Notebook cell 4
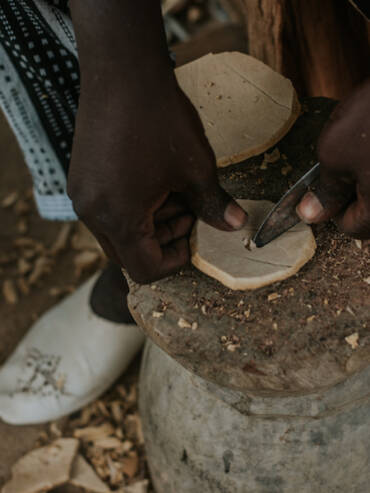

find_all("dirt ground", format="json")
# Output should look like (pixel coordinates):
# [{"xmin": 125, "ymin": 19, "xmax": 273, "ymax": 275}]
[{"xmin": 0, "ymin": 111, "xmax": 153, "ymax": 491}]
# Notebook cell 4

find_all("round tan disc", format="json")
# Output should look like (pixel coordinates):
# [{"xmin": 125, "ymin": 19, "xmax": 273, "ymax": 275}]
[
  {"xmin": 191, "ymin": 200, "xmax": 316, "ymax": 290},
  {"xmin": 176, "ymin": 52, "xmax": 300, "ymax": 168}
]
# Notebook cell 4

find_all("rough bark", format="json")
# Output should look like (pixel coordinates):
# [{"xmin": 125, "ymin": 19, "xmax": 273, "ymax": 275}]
[{"xmin": 241, "ymin": 0, "xmax": 370, "ymax": 98}]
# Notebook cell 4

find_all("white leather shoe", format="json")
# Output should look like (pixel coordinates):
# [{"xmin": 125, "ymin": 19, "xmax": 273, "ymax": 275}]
[{"xmin": 0, "ymin": 273, "xmax": 145, "ymax": 425}]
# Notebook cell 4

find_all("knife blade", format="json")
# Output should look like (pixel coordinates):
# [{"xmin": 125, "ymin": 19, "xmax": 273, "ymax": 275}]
[{"xmin": 253, "ymin": 162, "xmax": 320, "ymax": 248}]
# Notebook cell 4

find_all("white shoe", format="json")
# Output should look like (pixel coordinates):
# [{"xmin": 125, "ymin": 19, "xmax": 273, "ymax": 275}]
[{"xmin": 0, "ymin": 273, "xmax": 145, "ymax": 425}]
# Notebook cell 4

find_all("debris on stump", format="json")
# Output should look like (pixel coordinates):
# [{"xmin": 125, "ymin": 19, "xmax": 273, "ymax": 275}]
[{"xmin": 345, "ymin": 332, "xmax": 359, "ymax": 350}]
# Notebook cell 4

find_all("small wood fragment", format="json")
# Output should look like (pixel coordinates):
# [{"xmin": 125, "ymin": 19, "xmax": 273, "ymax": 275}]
[
  {"xmin": 74, "ymin": 250, "xmax": 100, "ymax": 277},
  {"xmin": 14, "ymin": 199, "xmax": 31, "ymax": 215},
  {"xmin": 69, "ymin": 454, "xmax": 109, "ymax": 493},
  {"xmin": 1, "ymin": 191, "xmax": 19, "ymax": 208},
  {"xmin": 178, "ymin": 318, "xmax": 192, "ymax": 329},
  {"xmin": 2, "ymin": 438, "xmax": 79, "ymax": 493},
  {"xmin": 17, "ymin": 219, "xmax": 28, "ymax": 234},
  {"xmin": 28, "ymin": 257, "xmax": 53, "ymax": 285},
  {"xmin": 50, "ymin": 223, "xmax": 73, "ymax": 255},
  {"xmin": 17, "ymin": 258, "xmax": 32, "ymax": 275},
  {"xmin": 122, "ymin": 452, "xmax": 139, "ymax": 479},
  {"xmin": 260, "ymin": 148, "xmax": 280, "ymax": 169},
  {"xmin": 71, "ymin": 223, "xmax": 100, "ymax": 251},
  {"xmin": 73, "ymin": 423, "xmax": 115, "ymax": 441},
  {"xmin": 2, "ymin": 279, "xmax": 18, "ymax": 304},
  {"xmin": 17, "ymin": 277, "xmax": 30, "ymax": 296},
  {"xmin": 345, "ymin": 332, "xmax": 359, "ymax": 349},
  {"xmin": 123, "ymin": 480, "xmax": 149, "ymax": 493},
  {"xmin": 93, "ymin": 437, "xmax": 123, "ymax": 450}
]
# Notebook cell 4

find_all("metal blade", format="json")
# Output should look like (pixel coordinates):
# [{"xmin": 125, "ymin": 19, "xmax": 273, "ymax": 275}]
[{"xmin": 253, "ymin": 162, "xmax": 320, "ymax": 248}]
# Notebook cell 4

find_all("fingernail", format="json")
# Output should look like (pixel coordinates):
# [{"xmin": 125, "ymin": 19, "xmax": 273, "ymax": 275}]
[
  {"xmin": 296, "ymin": 192, "xmax": 324, "ymax": 223},
  {"xmin": 224, "ymin": 202, "xmax": 248, "ymax": 230}
]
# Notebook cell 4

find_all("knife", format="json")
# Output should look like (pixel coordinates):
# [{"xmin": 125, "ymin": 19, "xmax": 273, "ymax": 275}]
[{"xmin": 253, "ymin": 162, "xmax": 320, "ymax": 248}]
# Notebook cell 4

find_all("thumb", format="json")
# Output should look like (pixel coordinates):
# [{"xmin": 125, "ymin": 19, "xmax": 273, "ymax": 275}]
[
  {"xmin": 296, "ymin": 168, "xmax": 355, "ymax": 224},
  {"xmin": 184, "ymin": 179, "xmax": 248, "ymax": 231}
]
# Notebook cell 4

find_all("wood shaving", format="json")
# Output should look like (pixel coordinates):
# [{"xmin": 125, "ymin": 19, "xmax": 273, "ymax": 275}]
[
  {"xmin": 345, "ymin": 332, "xmax": 359, "ymax": 349},
  {"xmin": 50, "ymin": 223, "xmax": 73, "ymax": 255},
  {"xmin": 2, "ymin": 279, "xmax": 18, "ymax": 304},
  {"xmin": 2, "ymin": 438, "xmax": 79, "ymax": 493},
  {"xmin": 74, "ymin": 250, "xmax": 100, "ymax": 277},
  {"xmin": 243, "ymin": 236, "xmax": 256, "ymax": 251},
  {"xmin": 70, "ymin": 454, "xmax": 109, "ymax": 493},
  {"xmin": 14, "ymin": 199, "xmax": 31, "ymax": 215},
  {"xmin": 28, "ymin": 257, "xmax": 53, "ymax": 285},
  {"xmin": 17, "ymin": 219, "xmax": 28, "ymax": 234},
  {"xmin": 267, "ymin": 292, "xmax": 280, "ymax": 302},
  {"xmin": 123, "ymin": 480, "xmax": 149, "ymax": 493},
  {"xmin": 152, "ymin": 311, "xmax": 164, "ymax": 318},
  {"xmin": 122, "ymin": 452, "xmax": 139, "ymax": 479},
  {"xmin": 17, "ymin": 258, "xmax": 32, "ymax": 275},
  {"xmin": 16, "ymin": 277, "xmax": 30, "ymax": 296},
  {"xmin": 1, "ymin": 191, "xmax": 19, "ymax": 208},
  {"xmin": 71, "ymin": 222, "xmax": 100, "ymax": 251},
  {"xmin": 74, "ymin": 423, "xmax": 115, "ymax": 442},
  {"xmin": 178, "ymin": 318, "xmax": 192, "ymax": 328},
  {"xmin": 364, "ymin": 277, "xmax": 370, "ymax": 285},
  {"xmin": 260, "ymin": 148, "xmax": 280, "ymax": 169},
  {"xmin": 281, "ymin": 164, "xmax": 293, "ymax": 175},
  {"xmin": 93, "ymin": 437, "xmax": 124, "ymax": 450}
]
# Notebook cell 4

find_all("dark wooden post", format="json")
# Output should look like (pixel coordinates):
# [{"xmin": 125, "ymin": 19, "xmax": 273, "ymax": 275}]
[{"xmin": 241, "ymin": 0, "xmax": 370, "ymax": 98}]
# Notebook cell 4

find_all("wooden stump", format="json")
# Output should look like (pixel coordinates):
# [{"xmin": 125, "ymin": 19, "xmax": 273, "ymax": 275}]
[
  {"xmin": 127, "ymin": 98, "xmax": 370, "ymax": 395},
  {"xmin": 127, "ymin": 97, "xmax": 370, "ymax": 493},
  {"xmin": 126, "ymin": 98, "xmax": 369, "ymax": 492},
  {"xmin": 240, "ymin": 0, "xmax": 370, "ymax": 98}
]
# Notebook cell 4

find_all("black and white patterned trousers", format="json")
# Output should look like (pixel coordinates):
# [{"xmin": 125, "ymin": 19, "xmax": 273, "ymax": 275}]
[{"xmin": 0, "ymin": 0, "xmax": 78, "ymax": 220}]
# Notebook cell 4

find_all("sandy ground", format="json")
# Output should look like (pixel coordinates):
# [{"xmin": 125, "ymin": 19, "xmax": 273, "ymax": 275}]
[
  {"xmin": 0, "ymin": 115, "xmax": 58, "ymax": 483},
  {"xmin": 0, "ymin": 114, "xmax": 149, "ymax": 490}
]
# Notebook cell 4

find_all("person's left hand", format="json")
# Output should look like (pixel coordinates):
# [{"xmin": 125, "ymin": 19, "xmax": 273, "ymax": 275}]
[{"xmin": 297, "ymin": 79, "xmax": 370, "ymax": 239}]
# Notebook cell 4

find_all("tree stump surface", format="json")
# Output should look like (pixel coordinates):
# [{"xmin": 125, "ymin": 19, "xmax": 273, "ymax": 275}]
[{"xmin": 127, "ymin": 98, "xmax": 370, "ymax": 396}]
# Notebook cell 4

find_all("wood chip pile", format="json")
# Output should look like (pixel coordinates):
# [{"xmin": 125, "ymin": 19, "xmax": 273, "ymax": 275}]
[
  {"xmin": 2, "ymin": 376, "xmax": 151, "ymax": 493},
  {"xmin": 0, "ymin": 189, "xmax": 105, "ymax": 307}
]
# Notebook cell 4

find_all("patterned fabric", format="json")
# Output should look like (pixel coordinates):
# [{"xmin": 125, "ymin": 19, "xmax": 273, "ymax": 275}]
[{"xmin": 0, "ymin": 0, "xmax": 78, "ymax": 219}]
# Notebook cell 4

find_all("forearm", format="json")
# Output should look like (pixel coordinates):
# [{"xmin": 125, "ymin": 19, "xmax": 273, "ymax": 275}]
[{"xmin": 69, "ymin": 0, "xmax": 174, "ymax": 92}]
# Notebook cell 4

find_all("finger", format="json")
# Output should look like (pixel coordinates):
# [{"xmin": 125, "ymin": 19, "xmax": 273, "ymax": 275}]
[
  {"xmin": 296, "ymin": 168, "xmax": 355, "ymax": 224},
  {"xmin": 96, "ymin": 234, "xmax": 121, "ymax": 264},
  {"xmin": 80, "ymin": 222, "xmax": 122, "ymax": 264},
  {"xmin": 184, "ymin": 179, "xmax": 247, "ymax": 232},
  {"xmin": 154, "ymin": 194, "xmax": 189, "ymax": 223},
  {"xmin": 156, "ymin": 213, "xmax": 195, "ymax": 246},
  {"xmin": 115, "ymin": 234, "xmax": 190, "ymax": 284},
  {"xmin": 336, "ymin": 184, "xmax": 370, "ymax": 238}
]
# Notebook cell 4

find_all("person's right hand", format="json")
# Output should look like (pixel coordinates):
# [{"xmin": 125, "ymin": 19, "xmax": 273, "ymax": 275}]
[{"xmin": 68, "ymin": 74, "xmax": 247, "ymax": 284}]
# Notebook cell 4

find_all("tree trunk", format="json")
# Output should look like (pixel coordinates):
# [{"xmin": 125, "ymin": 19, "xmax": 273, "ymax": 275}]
[{"xmin": 241, "ymin": 0, "xmax": 370, "ymax": 99}]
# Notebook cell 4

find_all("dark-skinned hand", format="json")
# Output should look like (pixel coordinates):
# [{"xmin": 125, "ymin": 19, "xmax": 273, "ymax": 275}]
[
  {"xmin": 68, "ymin": 0, "xmax": 247, "ymax": 284},
  {"xmin": 297, "ymin": 79, "xmax": 370, "ymax": 239},
  {"xmin": 68, "ymin": 77, "xmax": 247, "ymax": 284}
]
